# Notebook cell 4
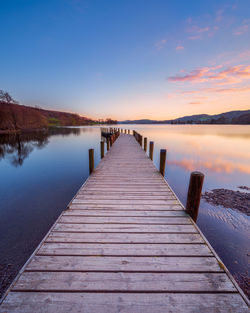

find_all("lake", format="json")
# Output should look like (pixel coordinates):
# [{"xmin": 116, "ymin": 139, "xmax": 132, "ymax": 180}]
[{"xmin": 0, "ymin": 125, "xmax": 249, "ymax": 298}]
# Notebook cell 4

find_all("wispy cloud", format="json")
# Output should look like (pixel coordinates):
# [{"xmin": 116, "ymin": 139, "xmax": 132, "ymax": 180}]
[
  {"xmin": 188, "ymin": 35, "xmax": 201, "ymax": 40},
  {"xmin": 182, "ymin": 86, "xmax": 250, "ymax": 95},
  {"xmin": 234, "ymin": 20, "xmax": 249, "ymax": 35},
  {"xmin": 189, "ymin": 102, "xmax": 202, "ymax": 105},
  {"xmin": 187, "ymin": 25, "xmax": 210, "ymax": 34},
  {"xmin": 168, "ymin": 65, "xmax": 250, "ymax": 85},
  {"xmin": 155, "ymin": 39, "xmax": 167, "ymax": 50},
  {"xmin": 176, "ymin": 45, "xmax": 184, "ymax": 50}
]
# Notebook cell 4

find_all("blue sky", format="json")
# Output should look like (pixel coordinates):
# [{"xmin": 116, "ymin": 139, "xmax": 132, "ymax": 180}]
[{"xmin": 0, "ymin": 0, "xmax": 249, "ymax": 119}]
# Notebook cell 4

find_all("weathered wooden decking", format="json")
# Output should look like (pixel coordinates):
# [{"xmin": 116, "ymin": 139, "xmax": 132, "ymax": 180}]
[{"xmin": 0, "ymin": 134, "xmax": 249, "ymax": 312}]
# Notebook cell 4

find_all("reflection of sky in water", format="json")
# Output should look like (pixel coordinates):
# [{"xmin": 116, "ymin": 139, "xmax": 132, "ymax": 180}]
[
  {"xmin": 121, "ymin": 124, "xmax": 250, "ymax": 281},
  {"xmin": 0, "ymin": 124, "xmax": 249, "ymax": 294}
]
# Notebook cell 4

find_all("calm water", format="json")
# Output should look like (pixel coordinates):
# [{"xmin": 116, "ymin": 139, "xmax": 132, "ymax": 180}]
[{"xmin": 0, "ymin": 125, "xmax": 249, "ymax": 297}]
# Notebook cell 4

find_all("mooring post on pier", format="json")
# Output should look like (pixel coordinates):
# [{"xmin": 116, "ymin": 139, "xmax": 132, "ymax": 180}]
[
  {"xmin": 100, "ymin": 141, "xmax": 104, "ymax": 159},
  {"xmin": 107, "ymin": 138, "xmax": 110, "ymax": 151},
  {"xmin": 89, "ymin": 148, "xmax": 94, "ymax": 174},
  {"xmin": 144, "ymin": 137, "xmax": 147, "ymax": 152},
  {"xmin": 149, "ymin": 141, "xmax": 154, "ymax": 160},
  {"xmin": 186, "ymin": 171, "xmax": 204, "ymax": 222},
  {"xmin": 159, "ymin": 149, "xmax": 167, "ymax": 176},
  {"xmin": 128, "ymin": 129, "xmax": 130, "ymax": 134},
  {"xmin": 139, "ymin": 135, "xmax": 143, "ymax": 147}
]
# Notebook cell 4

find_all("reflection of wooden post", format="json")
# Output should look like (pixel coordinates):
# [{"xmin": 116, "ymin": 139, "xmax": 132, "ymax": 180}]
[
  {"xmin": 89, "ymin": 149, "xmax": 94, "ymax": 174},
  {"xmin": 159, "ymin": 149, "xmax": 166, "ymax": 176},
  {"xmin": 107, "ymin": 138, "xmax": 110, "ymax": 151},
  {"xmin": 149, "ymin": 141, "xmax": 154, "ymax": 160},
  {"xmin": 144, "ymin": 137, "xmax": 147, "ymax": 152},
  {"xmin": 100, "ymin": 141, "xmax": 104, "ymax": 159},
  {"xmin": 186, "ymin": 172, "xmax": 204, "ymax": 222}
]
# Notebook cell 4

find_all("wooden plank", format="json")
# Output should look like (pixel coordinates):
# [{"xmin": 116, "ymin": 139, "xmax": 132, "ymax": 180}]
[
  {"xmin": 78, "ymin": 191, "xmax": 174, "ymax": 195},
  {"xmin": 46, "ymin": 232, "xmax": 204, "ymax": 243},
  {"xmin": 38, "ymin": 243, "xmax": 212, "ymax": 256},
  {"xmin": 74, "ymin": 195, "xmax": 176, "ymax": 200},
  {"xmin": 69, "ymin": 204, "xmax": 183, "ymax": 210},
  {"xmin": 26, "ymin": 255, "xmax": 223, "ymax": 272},
  {"xmin": 72, "ymin": 199, "xmax": 180, "ymax": 204},
  {"xmin": 64, "ymin": 209, "xmax": 188, "ymax": 217},
  {"xmin": 53, "ymin": 223, "xmax": 197, "ymax": 233},
  {"xmin": 1, "ymin": 293, "xmax": 248, "ymax": 313},
  {"xmin": 58, "ymin": 216, "xmax": 191, "ymax": 225},
  {"xmin": 13, "ymin": 272, "xmax": 235, "ymax": 292}
]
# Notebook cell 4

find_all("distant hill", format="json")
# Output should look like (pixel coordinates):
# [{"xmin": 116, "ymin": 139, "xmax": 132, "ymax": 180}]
[
  {"xmin": 0, "ymin": 101, "xmax": 93, "ymax": 132},
  {"xmin": 119, "ymin": 110, "xmax": 250, "ymax": 125}
]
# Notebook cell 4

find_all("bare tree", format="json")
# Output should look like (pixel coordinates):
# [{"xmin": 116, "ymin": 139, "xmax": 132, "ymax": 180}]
[{"xmin": 0, "ymin": 90, "xmax": 18, "ymax": 104}]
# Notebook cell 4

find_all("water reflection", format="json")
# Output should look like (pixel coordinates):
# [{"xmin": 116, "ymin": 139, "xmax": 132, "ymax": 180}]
[
  {"xmin": 0, "ymin": 128, "xmax": 81, "ymax": 167},
  {"xmin": 168, "ymin": 158, "xmax": 250, "ymax": 174},
  {"xmin": 0, "ymin": 125, "xmax": 249, "ymax": 299}
]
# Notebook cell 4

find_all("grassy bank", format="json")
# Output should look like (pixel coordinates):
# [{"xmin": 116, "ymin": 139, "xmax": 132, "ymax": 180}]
[{"xmin": 0, "ymin": 101, "xmax": 93, "ymax": 132}]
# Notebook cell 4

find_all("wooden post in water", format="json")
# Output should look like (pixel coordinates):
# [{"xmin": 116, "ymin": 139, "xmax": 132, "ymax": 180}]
[
  {"xmin": 149, "ymin": 141, "xmax": 154, "ymax": 160},
  {"xmin": 159, "ymin": 149, "xmax": 166, "ymax": 176},
  {"xmin": 186, "ymin": 171, "xmax": 204, "ymax": 222},
  {"xmin": 107, "ymin": 138, "xmax": 110, "ymax": 151},
  {"xmin": 100, "ymin": 141, "xmax": 104, "ymax": 159},
  {"xmin": 144, "ymin": 137, "xmax": 147, "ymax": 152},
  {"xmin": 89, "ymin": 149, "xmax": 94, "ymax": 174}
]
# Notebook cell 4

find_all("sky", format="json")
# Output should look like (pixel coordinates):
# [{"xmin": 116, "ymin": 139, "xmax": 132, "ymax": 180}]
[{"xmin": 0, "ymin": 0, "xmax": 250, "ymax": 120}]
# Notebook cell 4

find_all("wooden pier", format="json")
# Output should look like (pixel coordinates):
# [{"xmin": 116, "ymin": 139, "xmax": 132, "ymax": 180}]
[{"xmin": 0, "ymin": 133, "xmax": 249, "ymax": 312}]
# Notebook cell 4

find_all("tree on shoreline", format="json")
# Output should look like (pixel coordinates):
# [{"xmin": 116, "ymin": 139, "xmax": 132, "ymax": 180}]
[{"xmin": 0, "ymin": 90, "xmax": 18, "ymax": 104}]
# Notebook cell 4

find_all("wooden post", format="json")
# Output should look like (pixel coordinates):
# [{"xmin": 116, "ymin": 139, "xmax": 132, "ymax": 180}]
[
  {"xmin": 144, "ymin": 137, "xmax": 147, "ymax": 152},
  {"xmin": 125, "ymin": 129, "xmax": 127, "ymax": 134},
  {"xmin": 128, "ymin": 129, "xmax": 130, "ymax": 134},
  {"xmin": 139, "ymin": 135, "xmax": 143, "ymax": 147},
  {"xmin": 159, "ymin": 149, "xmax": 166, "ymax": 176},
  {"xmin": 107, "ymin": 138, "xmax": 110, "ymax": 151},
  {"xmin": 186, "ymin": 171, "xmax": 204, "ymax": 222},
  {"xmin": 100, "ymin": 141, "xmax": 104, "ymax": 159},
  {"xmin": 149, "ymin": 141, "xmax": 154, "ymax": 160},
  {"xmin": 89, "ymin": 149, "xmax": 94, "ymax": 174}
]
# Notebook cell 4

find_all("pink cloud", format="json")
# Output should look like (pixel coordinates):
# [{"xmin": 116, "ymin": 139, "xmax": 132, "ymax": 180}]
[
  {"xmin": 155, "ymin": 39, "xmax": 167, "ymax": 50},
  {"xmin": 215, "ymin": 9, "xmax": 224, "ymax": 22},
  {"xmin": 168, "ymin": 64, "xmax": 250, "ymax": 85},
  {"xmin": 239, "ymin": 50, "xmax": 250, "ymax": 59},
  {"xmin": 182, "ymin": 86, "xmax": 250, "ymax": 95},
  {"xmin": 234, "ymin": 24, "xmax": 249, "ymax": 35},
  {"xmin": 188, "ymin": 35, "xmax": 201, "ymax": 40},
  {"xmin": 176, "ymin": 45, "xmax": 184, "ymax": 51},
  {"xmin": 187, "ymin": 25, "xmax": 210, "ymax": 33}
]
